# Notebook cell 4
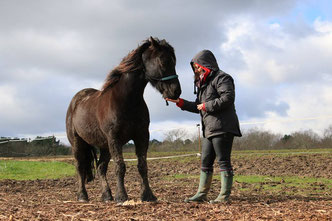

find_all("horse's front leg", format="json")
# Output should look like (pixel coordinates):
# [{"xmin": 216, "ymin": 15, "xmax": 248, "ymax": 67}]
[
  {"xmin": 133, "ymin": 136, "xmax": 157, "ymax": 202},
  {"xmin": 108, "ymin": 139, "xmax": 128, "ymax": 203}
]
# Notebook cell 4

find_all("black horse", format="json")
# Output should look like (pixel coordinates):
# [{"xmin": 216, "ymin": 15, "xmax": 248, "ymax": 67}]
[{"xmin": 66, "ymin": 37, "xmax": 181, "ymax": 202}]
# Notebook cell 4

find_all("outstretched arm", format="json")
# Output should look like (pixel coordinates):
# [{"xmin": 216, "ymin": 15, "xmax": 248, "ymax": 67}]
[{"xmin": 165, "ymin": 98, "xmax": 200, "ymax": 114}]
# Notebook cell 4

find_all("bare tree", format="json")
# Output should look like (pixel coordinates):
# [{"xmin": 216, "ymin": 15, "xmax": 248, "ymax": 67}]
[
  {"xmin": 163, "ymin": 129, "xmax": 188, "ymax": 143},
  {"xmin": 322, "ymin": 125, "xmax": 332, "ymax": 148}
]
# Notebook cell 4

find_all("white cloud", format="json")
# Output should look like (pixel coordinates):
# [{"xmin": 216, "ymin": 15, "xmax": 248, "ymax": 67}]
[
  {"xmin": 219, "ymin": 17, "xmax": 332, "ymax": 135},
  {"xmin": 241, "ymin": 82, "xmax": 332, "ymax": 136},
  {"xmin": 1, "ymin": 0, "xmax": 331, "ymax": 140}
]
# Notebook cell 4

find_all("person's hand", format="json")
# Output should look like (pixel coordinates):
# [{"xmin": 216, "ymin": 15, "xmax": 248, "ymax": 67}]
[
  {"xmin": 165, "ymin": 98, "xmax": 179, "ymax": 103},
  {"xmin": 197, "ymin": 103, "xmax": 204, "ymax": 110}
]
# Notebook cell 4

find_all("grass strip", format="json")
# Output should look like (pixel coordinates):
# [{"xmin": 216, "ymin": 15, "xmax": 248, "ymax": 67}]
[{"xmin": 0, "ymin": 160, "xmax": 75, "ymax": 180}]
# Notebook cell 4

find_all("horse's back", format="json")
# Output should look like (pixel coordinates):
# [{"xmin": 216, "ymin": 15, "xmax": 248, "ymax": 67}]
[
  {"xmin": 67, "ymin": 88, "xmax": 99, "ymax": 120},
  {"xmin": 68, "ymin": 88, "xmax": 99, "ymax": 110}
]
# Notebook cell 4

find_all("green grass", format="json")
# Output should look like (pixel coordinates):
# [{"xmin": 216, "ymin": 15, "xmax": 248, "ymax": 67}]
[
  {"xmin": 0, "ymin": 160, "xmax": 75, "ymax": 180},
  {"xmin": 236, "ymin": 175, "xmax": 332, "ymax": 196}
]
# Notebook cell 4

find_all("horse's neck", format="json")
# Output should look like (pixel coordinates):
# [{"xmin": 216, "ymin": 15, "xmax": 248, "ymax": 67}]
[{"xmin": 115, "ymin": 71, "xmax": 147, "ymax": 103}]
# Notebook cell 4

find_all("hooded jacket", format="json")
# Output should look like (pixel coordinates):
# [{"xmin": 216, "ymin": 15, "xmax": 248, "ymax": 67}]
[{"xmin": 178, "ymin": 50, "xmax": 242, "ymax": 138}]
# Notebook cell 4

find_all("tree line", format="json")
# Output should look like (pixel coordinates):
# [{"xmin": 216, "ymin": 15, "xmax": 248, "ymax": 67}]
[
  {"xmin": 0, "ymin": 136, "xmax": 70, "ymax": 157},
  {"xmin": 1, "ymin": 125, "xmax": 331, "ymax": 157},
  {"xmin": 233, "ymin": 125, "xmax": 332, "ymax": 150},
  {"xmin": 141, "ymin": 125, "xmax": 332, "ymax": 152}
]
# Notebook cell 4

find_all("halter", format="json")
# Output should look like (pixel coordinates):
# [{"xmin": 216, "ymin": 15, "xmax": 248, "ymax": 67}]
[
  {"xmin": 145, "ymin": 73, "xmax": 178, "ymax": 82},
  {"xmin": 144, "ymin": 72, "xmax": 178, "ymax": 106},
  {"xmin": 159, "ymin": 75, "xmax": 178, "ymax": 81},
  {"xmin": 141, "ymin": 52, "xmax": 179, "ymax": 106}
]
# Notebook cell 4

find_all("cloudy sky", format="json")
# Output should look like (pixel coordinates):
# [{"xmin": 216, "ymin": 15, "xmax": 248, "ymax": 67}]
[{"xmin": 1, "ymin": 0, "xmax": 332, "ymax": 143}]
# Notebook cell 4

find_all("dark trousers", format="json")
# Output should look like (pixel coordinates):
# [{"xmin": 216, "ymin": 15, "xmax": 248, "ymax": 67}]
[{"xmin": 201, "ymin": 133, "xmax": 234, "ymax": 173}]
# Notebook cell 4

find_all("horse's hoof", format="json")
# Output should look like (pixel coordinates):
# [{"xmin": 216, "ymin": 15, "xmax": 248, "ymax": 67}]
[
  {"xmin": 78, "ymin": 199, "xmax": 89, "ymax": 203},
  {"xmin": 141, "ymin": 188, "xmax": 157, "ymax": 202},
  {"xmin": 78, "ymin": 194, "xmax": 89, "ymax": 202},
  {"xmin": 141, "ymin": 194, "xmax": 157, "ymax": 202},
  {"xmin": 101, "ymin": 193, "xmax": 113, "ymax": 202},
  {"xmin": 115, "ymin": 195, "xmax": 128, "ymax": 203},
  {"xmin": 77, "ymin": 192, "xmax": 89, "ymax": 202}
]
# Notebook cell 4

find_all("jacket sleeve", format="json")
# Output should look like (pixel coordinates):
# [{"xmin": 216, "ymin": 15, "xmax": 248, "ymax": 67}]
[
  {"xmin": 204, "ymin": 75, "xmax": 235, "ymax": 113},
  {"xmin": 179, "ymin": 98, "xmax": 200, "ymax": 114}
]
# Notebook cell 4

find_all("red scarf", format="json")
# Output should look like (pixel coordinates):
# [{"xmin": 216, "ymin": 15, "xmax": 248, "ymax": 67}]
[{"xmin": 195, "ymin": 63, "xmax": 211, "ymax": 84}]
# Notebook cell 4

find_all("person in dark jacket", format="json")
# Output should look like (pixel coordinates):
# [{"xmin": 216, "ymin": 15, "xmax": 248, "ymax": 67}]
[{"xmin": 166, "ymin": 50, "xmax": 242, "ymax": 203}]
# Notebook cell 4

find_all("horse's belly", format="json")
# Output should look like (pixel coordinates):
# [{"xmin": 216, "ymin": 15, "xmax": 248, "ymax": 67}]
[{"xmin": 78, "ymin": 126, "xmax": 107, "ymax": 147}]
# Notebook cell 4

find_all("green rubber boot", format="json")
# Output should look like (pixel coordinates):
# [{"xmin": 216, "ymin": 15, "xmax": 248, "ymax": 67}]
[
  {"xmin": 184, "ymin": 171, "xmax": 213, "ymax": 203},
  {"xmin": 210, "ymin": 171, "xmax": 233, "ymax": 204}
]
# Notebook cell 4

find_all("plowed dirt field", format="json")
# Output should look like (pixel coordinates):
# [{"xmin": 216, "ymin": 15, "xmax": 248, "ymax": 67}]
[{"xmin": 0, "ymin": 152, "xmax": 331, "ymax": 220}]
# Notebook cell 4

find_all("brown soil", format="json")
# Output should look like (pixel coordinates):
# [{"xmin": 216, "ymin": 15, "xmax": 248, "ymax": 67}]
[{"xmin": 0, "ymin": 153, "xmax": 331, "ymax": 220}]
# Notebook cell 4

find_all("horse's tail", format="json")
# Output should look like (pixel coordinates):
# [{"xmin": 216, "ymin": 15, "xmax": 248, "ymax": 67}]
[{"xmin": 86, "ymin": 146, "xmax": 98, "ymax": 183}]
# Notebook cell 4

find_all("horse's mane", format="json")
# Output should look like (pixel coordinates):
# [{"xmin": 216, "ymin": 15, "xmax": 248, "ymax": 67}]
[
  {"xmin": 101, "ymin": 40, "xmax": 151, "ymax": 92},
  {"xmin": 101, "ymin": 38, "xmax": 174, "ymax": 92}
]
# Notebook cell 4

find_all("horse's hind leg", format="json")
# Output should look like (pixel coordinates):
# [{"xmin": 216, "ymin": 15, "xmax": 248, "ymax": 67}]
[
  {"xmin": 73, "ymin": 134, "xmax": 93, "ymax": 202},
  {"xmin": 97, "ymin": 148, "xmax": 113, "ymax": 202},
  {"xmin": 134, "ymin": 137, "xmax": 157, "ymax": 202},
  {"xmin": 108, "ymin": 139, "xmax": 128, "ymax": 203}
]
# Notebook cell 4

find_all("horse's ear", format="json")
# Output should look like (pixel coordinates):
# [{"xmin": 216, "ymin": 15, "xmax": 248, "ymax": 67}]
[{"xmin": 149, "ymin": 36, "xmax": 159, "ymax": 47}]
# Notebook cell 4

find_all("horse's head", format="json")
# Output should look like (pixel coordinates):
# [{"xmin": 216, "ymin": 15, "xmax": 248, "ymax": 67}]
[{"xmin": 142, "ymin": 37, "xmax": 181, "ymax": 100}]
